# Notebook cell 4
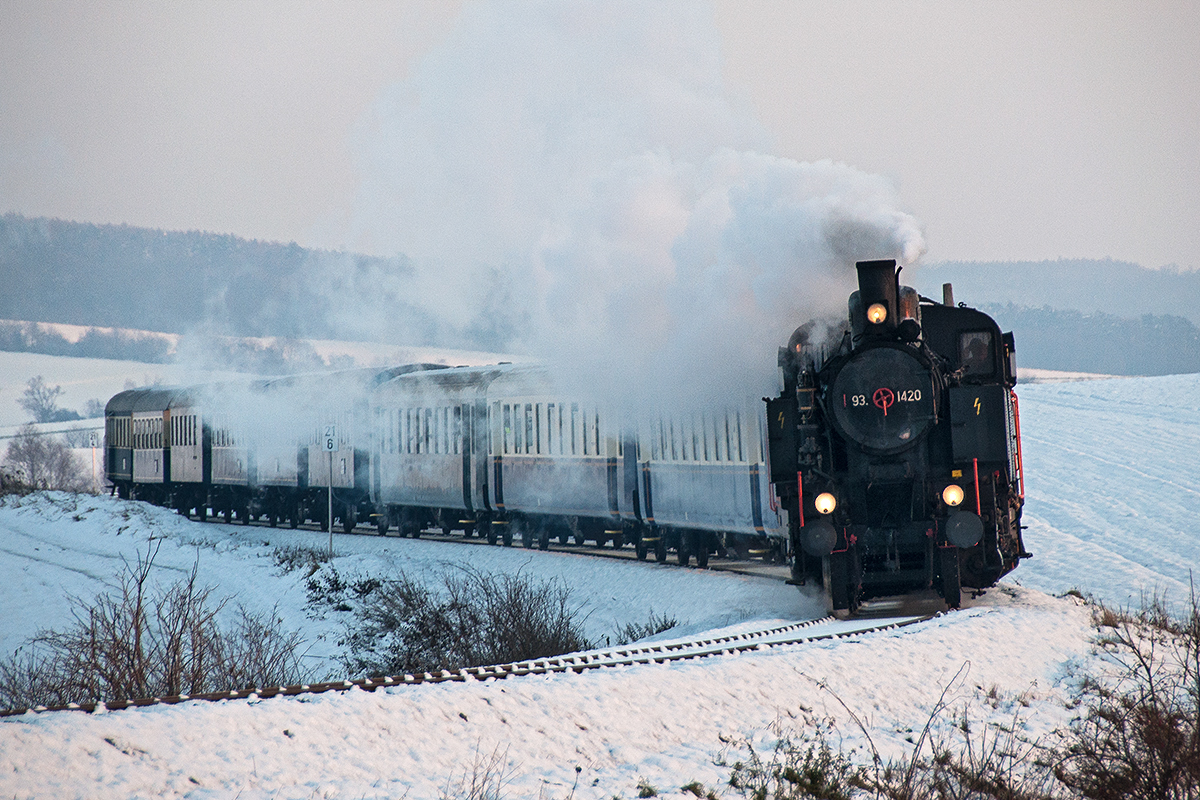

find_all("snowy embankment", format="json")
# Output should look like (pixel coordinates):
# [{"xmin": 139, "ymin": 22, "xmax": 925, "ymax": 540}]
[{"xmin": 1, "ymin": 371, "xmax": 1197, "ymax": 798}]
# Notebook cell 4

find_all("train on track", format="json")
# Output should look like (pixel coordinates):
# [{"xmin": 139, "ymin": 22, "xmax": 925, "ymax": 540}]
[{"xmin": 105, "ymin": 259, "xmax": 1027, "ymax": 610}]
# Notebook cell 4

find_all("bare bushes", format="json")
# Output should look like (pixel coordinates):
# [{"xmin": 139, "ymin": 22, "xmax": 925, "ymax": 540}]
[
  {"xmin": 0, "ymin": 546, "xmax": 307, "ymax": 711},
  {"xmin": 325, "ymin": 566, "xmax": 593, "ymax": 677},
  {"xmin": 1056, "ymin": 593, "xmax": 1200, "ymax": 800},
  {"xmin": 2, "ymin": 424, "xmax": 89, "ymax": 492}
]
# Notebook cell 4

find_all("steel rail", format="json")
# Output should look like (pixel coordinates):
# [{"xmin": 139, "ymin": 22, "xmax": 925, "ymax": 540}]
[{"xmin": 1, "ymin": 613, "xmax": 932, "ymax": 719}]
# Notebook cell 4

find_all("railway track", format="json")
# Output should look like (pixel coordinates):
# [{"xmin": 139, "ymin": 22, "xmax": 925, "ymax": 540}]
[
  {"xmin": 1, "ymin": 613, "xmax": 933, "ymax": 719},
  {"xmin": 186, "ymin": 512, "xmax": 796, "ymax": 581}
]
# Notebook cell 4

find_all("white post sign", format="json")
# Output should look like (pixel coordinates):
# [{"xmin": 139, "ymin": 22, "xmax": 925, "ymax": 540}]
[{"xmin": 324, "ymin": 424, "xmax": 336, "ymax": 555}]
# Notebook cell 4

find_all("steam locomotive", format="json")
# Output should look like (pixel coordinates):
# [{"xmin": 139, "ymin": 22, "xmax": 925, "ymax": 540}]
[
  {"xmin": 104, "ymin": 258, "xmax": 1026, "ymax": 611},
  {"xmin": 767, "ymin": 259, "xmax": 1028, "ymax": 610}
]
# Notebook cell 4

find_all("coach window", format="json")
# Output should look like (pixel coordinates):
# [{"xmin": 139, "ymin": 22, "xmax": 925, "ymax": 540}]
[
  {"xmin": 521, "ymin": 404, "xmax": 532, "ymax": 454},
  {"xmin": 570, "ymin": 403, "xmax": 580, "ymax": 455},
  {"xmin": 502, "ymin": 404, "xmax": 513, "ymax": 454},
  {"xmin": 452, "ymin": 406, "xmax": 462, "ymax": 455}
]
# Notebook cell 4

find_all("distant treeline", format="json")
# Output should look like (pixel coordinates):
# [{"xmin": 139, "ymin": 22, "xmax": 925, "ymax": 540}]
[
  {"xmin": 983, "ymin": 304, "xmax": 1200, "ymax": 376},
  {"xmin": 0, "ymin": 213, "xmax": 437, "ymax": 341},
  {"xmin": 918, "ymin": 258, "xmax": 1200, "ymax": 326},
  {"xmin": 0, "ymin": 320, "xmax": 352, "ymax": 374}
]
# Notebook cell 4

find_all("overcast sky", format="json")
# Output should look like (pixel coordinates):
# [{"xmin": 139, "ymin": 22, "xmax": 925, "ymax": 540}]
[{"xmin": 1, "ymin": 0, "xmax": 1197, "ymax": 270}]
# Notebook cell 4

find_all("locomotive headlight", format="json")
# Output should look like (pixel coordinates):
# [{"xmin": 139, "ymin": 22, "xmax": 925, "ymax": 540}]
[
  {"xmin": 942, "ymin": 484, "xmax": 965, "ymax": 507},
  {"xmin": 867, "ymin": 303, "xmax": 888, "ymax": 324},
  {"xmin": 814, "ymin": 492, "xmax": 837, "ymax": 515}
]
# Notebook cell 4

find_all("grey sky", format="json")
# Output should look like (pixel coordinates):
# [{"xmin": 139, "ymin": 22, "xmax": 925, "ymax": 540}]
[{"xmin": 1, "ymin": 0, "xmax": 1196, "ymax": 269}]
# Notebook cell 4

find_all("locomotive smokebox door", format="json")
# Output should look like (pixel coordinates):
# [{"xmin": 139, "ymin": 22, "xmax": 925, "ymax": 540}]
[
  {"xmin": 766, "ymin": 396, "xmax": 797, "ymax": 483},
  {"xmin": 949, "ymin": 385, "xmax": 1008, "ymax": 463}
]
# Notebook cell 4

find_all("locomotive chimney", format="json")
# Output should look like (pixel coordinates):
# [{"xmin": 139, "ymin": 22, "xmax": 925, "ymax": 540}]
[{"xmin": 851, "ymin": 259, "xmax": 899, "ymax": 339}]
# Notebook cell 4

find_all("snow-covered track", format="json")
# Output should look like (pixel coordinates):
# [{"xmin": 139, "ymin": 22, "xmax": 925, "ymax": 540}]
[{"xmin": 0, "ymin": 614, "xmax": 931, "ymax": 718}]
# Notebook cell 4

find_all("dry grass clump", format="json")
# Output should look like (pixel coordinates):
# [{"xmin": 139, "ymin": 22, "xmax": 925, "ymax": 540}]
[{"xmin": 0, "ymin": 544, "xmax": 306, "ymax": 711}]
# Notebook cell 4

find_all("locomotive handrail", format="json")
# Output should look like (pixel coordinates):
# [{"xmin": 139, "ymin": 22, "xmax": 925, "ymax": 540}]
[{"xmin": 1010, "ymin": 390, "xmax": 1024, "ymax": 501}]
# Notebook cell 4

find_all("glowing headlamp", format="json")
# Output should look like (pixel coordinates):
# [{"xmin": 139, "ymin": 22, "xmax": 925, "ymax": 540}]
[
  {"xmin": 814, "ymin": 492, "xmax": 837, "ymax": 515},
  {"xmin": 942, "ymin": 484, "xmax": 965, "ymax": 507},
  {"xmin": 867, "ymin": 303, "xmax": 888, "ymax": 324}
]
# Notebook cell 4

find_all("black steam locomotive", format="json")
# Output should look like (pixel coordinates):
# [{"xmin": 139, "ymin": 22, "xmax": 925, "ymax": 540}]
[{"xmin": 767, "ymin": 259, "xmax": 1028, "ymax": 611}]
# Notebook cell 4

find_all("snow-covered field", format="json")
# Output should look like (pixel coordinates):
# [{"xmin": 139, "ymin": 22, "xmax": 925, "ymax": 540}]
[{"xmin": 1, "ymin": 365, "xmax": 1198, "ymax": 799}]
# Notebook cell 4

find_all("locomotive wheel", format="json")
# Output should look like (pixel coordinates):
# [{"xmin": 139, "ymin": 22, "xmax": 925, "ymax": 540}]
[
  {"xmin": 635, "ymin": 540, "xmax": 647, "ymax": 561},
  {"xmin": 290, "ymin": 505, "xmax": 301, "ymax": 529},
  {"xmin": 376, "ymin": 513, "xmax": 390, "ymax": 536},
  {"xmin": 269, "ymin": 511, "xmax": 279, "ymax": 528},
  {"xmin": 655, "ymin": 536, "xmax": 668, "ymax": 564},
  {"xmin": 342, "ymin": 512, "xmax": 356, "ymax": 534},
  {"xmin": 487, "ymin": 526, "xmax": 498, "ymax": 546},
  {"xmin": 502, "ymin": 527, "xmax": 513, "ymax": 547},
  {"xmin": 939, "ymin": 548, "xmax": 962, "ymax": 610},
  {"xmin": 827, "ymin": 552, "xmax": 857, "ymax": 614}
]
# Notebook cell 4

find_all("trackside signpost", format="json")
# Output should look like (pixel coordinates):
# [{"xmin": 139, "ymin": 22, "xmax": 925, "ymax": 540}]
[{"xmin": 324, "ymin": 424, "xmax": 337, "ymax": 556}]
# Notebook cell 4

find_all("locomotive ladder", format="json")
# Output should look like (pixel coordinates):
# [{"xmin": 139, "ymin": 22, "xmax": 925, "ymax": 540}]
[{"xmin": 1, "ymin": 614, "xmax": 932, "ymax": 718}]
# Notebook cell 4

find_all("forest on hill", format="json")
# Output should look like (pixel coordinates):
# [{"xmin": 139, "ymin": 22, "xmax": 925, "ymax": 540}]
[{"xmin": 4, "ymin": 214, "xmax": 1200, "ymax": 376}]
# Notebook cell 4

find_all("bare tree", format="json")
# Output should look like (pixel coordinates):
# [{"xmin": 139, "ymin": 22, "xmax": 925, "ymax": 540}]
[
  {"xmin": 3, "ymin": 425, "xmax": 89, "ymax": 491},
  {"xmin": 18, "ymin": 376, "xmax": 81, "ymax": 423}
]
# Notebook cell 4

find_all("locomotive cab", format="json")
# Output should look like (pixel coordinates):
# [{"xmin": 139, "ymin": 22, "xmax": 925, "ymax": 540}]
[{"xmin": 768, "ymin": 259, "xmax": 1026, "ymax": 612}]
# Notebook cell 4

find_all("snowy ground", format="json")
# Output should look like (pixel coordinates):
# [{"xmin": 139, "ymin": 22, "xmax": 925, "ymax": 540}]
[{"xmin": 1, "ymin": 369, "xmax": 1198, "ymax": 798}]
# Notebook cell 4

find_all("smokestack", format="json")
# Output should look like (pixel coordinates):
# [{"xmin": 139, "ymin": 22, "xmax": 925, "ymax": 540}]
[{"xmin": 942, "ymin": 283, "xmax": 955, "ymax": 306}]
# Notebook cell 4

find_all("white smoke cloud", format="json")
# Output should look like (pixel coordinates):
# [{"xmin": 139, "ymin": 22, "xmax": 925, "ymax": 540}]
[{"xmin": 342, "ymin": 0, "xmax": 925, "ymax": 408}]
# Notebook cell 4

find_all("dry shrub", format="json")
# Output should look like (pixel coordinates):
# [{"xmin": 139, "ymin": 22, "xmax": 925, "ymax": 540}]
[
  {"xmin": 438, "ymin": 744, "xmax": 512, "ymax": 800},
  {"xmin": 337, "ymin": 566, "xmax": 592, "ymax": 677},
  {"xmin": 1055, "ymin": 592, "xmax": 1200, "ymax": 800},
  {"xmin": 2, "ymin": 425, "xmax": 90, "ymax": 492},
  {"xmin": 0, "ymin": 544, "xmax": 307, "ymax": 711}
]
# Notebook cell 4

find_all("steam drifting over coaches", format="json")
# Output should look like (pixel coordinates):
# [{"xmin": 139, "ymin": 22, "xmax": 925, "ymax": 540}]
[{"xmin": 768, "ymin": 259, "xmax": 1028, "ymax": 611}]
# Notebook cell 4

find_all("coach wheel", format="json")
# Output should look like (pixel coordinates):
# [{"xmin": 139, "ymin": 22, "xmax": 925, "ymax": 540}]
[
  {"xmin": 290, "ymin": 504, "xmax": 301, "ymax": 529},
  {"xmin": 655, "ymin": 535, "xmax": 668, "ymax": 564},
  {"xmin": 939, "ymin": 548, "xmax": 962, "ymax": 610},
  {"xmin": 487, "ymin": 526, "xmax": 498, "ymax": 546},
  {"xmin": 502, "ymin": 527, "xmax": 513, "ymax": 547},
  {"xmin": 521, "ymin": 524, "xmax": 533, "ymax": 549},
  {"xmin": 538, "ymin": 527, "xmax": 550, "ymax": 551},
  {"xmin": 342, "ymin": 507, "xmax": 356, "ymax": 534},
  {"xmin": 636, "ymin": 540, "xmax": 647, "ymax": 561},
  {"xmin": 677, "ymin": 532, "xmax": 691, "ymax": 567},
  {"xmin": 696, "ymin": 533, "xmax": 709, "ymax": 569},
  {"xmin": 269, "ymin": 510, "xmax": 279, "ymax": 528},
  {"xmin": 611, "ymin": 531, "xmax": 624, "ymax": 549},
  {"xmin": 573, "ymin": 531, "xmax": 585, "ymax": 546}
]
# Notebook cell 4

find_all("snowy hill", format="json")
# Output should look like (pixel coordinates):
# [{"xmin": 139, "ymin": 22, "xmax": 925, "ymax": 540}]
[{"xmin": 1, "ymin": 370, "xmax": 1198, "ymax": 798}]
